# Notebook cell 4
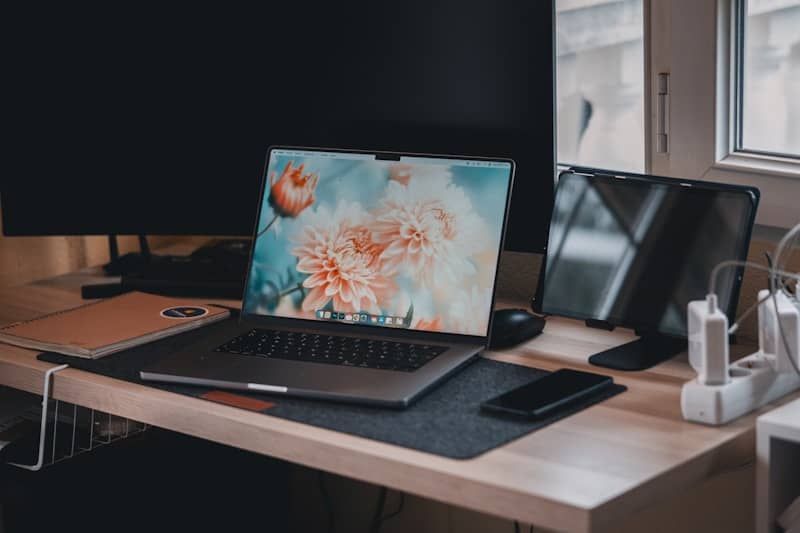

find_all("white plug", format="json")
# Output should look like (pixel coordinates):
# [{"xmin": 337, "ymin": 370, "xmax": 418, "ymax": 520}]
[
  {"xmin": 758, "ymin": 289, "xmax": 800, "ymax": 374},
  {"xmin": 687, "ymin": 294, "xmax": 730, "ymax": 385}
]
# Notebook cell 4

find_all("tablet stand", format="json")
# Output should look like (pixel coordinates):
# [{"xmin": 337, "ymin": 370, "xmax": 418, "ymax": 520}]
[{"xmin": 589, "ymin": 333, "xmax": 687, "ymax": 371}]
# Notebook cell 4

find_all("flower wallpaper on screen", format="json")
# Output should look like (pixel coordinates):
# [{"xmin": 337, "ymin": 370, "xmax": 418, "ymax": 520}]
[{"xmin": 244, "ymin": 151, "xmax": 511, "ymax": 337}]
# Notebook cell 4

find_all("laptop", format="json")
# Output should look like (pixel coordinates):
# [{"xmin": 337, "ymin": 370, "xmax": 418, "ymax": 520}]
[{"xmin": 140, "ymin": 147, "xmax": 515, "ymax": 407}]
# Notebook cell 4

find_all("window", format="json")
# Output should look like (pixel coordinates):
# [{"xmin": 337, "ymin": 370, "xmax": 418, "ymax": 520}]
[
  {"xmin": 738, "ymin": 0, "xmax": 800, "ymax": 158},
  {"xmin": 652, "ymin": 0, "xmax": 800, "ymax": 228},
  {"xmin": 555, "ymin": 0, "xmax": 645, "ymax": 172},
  {"xmin": 552, "ymin": 0, "xmax": 798, "ymax": 228}
]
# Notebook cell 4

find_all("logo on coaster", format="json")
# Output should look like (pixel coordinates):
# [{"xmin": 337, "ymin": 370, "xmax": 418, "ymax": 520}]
[{"xmin": 160, "ymin": 306, "xmax": 209, "ymax": 319}]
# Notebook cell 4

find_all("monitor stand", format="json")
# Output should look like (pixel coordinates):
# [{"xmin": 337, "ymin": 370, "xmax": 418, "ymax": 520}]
[
  {"xmin": 82, "ymin": 236, "xmax": 250, "ymax": 300},
  {"xmin": 588, "ymin": 333, "xmax": 687, "ymax": 371}
]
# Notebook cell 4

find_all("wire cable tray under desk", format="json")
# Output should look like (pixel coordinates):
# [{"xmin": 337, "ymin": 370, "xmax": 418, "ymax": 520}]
[{"xmin": 3, "ymin": 365, "xmax": 148, "ymax": 471}]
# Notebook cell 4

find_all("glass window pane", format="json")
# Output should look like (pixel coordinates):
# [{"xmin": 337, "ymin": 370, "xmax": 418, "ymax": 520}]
[
  {"xmin": 556, "ymin": 0, "xmax": 645, "ymax": 172},
  {"xmin": 741, "ymin": 0, "xmax": 800, "ymax": 157}
]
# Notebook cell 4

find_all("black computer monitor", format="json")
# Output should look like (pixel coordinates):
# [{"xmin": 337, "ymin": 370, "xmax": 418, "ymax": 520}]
[
  {"xmin": 537, "ymin": 168, "xmax": 759, "ymax": 371},
  {"xmin": 3, "ymin": 1, "xmax": 554, "ymax": 253}
]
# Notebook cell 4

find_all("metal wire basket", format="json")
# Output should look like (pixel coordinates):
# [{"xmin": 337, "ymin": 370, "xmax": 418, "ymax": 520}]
[{"xmin": 4, "ymin": 365, "xmax": 147, "ymax": 471}]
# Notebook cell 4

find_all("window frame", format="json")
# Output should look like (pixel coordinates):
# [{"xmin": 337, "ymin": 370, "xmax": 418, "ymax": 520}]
[
  {"xmin": 647, "ymin": 0, "xmax": 800, "ymax": 229},
  {"xmin": 731, "ymin": 0, "xmax": 800, "ymax": 161},
  {"xmin": 720, "ymin": 0, "xmax": 800, "ymax": 172}
]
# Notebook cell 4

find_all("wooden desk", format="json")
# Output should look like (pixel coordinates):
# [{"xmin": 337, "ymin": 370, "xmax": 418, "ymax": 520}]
[{"xmin": 0, "ymin": 268, "xmax": 792, "ymax": 533}]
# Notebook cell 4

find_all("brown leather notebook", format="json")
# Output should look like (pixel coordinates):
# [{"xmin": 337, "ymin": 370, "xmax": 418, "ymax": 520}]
[{"xmin": 0, "ymin": 292, "xmax": 230, "ymax": 359}]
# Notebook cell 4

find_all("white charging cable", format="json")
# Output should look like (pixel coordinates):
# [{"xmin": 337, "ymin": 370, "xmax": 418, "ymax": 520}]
[
  {"xmin": 707, "ymin": 258, "xmax": 800, "ymax": 377},
  {"xmin": 728, "ymin": 291, "xmax": 772, "ymax": 334},
  {"xmin": 708, "ymin": 260, "xmax": 800, "ymax": 317},
  {"xmin": 772, "ymin": 223, "xmax": 800, "ymax": 294}
]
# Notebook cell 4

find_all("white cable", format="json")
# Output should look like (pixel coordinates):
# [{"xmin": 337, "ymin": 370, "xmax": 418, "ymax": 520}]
[
  {"xmin": 771, "ymin": 223, "xmax": 800, "ymax": 377},
  {"xmin": 709, "ymin": 260, "xmax": 800, "ymax": 303},
  {"xmin": 707, "ymin": 257, "xmax": 800, "ymax": 377},
  {"xmin": 728, "ymin": 291, "xmax": 772, "ymax": 334},
  {"xmin": 772, "ymin": 223, "xmax": 800, "ymax": 293}
]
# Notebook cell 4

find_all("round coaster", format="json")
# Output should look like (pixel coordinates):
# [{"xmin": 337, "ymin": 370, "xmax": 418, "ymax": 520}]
[{"xmin": 160, "ymin": 306, "xmax": 209, "ymax": 319}]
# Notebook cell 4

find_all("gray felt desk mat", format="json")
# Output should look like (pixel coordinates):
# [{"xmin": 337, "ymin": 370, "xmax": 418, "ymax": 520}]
[{"xmin": 37, "ymin": 319, "xmax": 625, "ymax": 459}]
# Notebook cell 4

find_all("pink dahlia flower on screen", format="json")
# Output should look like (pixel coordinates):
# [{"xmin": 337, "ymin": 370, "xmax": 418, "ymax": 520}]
[
  {"xmin": 373, "ymin": 177, "xmax": 487, "ymax": 287},
  {"xmin": 292, "ymin": 202, "xmax": 397, "ymax": 314},
  {"xmin": 269, "ymin": 161, "xmax": 319, "ymax": 218},
  {"xmin": 258, "ymin": 161, "xmax": 320, "ymax": 237}
]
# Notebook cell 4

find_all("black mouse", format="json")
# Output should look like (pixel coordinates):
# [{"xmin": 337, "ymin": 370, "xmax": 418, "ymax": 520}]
[{"xmin": 488, "ymin": 308, "xmax": 545, "ymax": 349}]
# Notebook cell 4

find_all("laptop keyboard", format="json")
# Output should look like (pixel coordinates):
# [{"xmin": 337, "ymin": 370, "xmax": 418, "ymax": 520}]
[{"xmin": 215, "ymin": 329, "xmax": 448, "ymax": 372}]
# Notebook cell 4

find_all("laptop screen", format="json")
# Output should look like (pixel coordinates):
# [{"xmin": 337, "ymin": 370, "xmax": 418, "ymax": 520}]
[{"xmin": 243, "ymin": 148, "xmax": 514, "ymax": 337}]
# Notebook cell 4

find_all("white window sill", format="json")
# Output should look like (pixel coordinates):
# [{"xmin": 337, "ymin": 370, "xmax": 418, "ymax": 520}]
[
  {"xmin": 701, "ymin": 155, "xmax": 800, "ymax": 229},
  {"xmin": 713, "ymin": 152, "xmax": 800, "ymax": 180}
]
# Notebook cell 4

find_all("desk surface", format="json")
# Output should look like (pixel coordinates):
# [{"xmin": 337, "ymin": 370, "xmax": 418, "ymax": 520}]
[{"xmin": 0, "ymin": 266, "xmax": 792, "ymax": 533}]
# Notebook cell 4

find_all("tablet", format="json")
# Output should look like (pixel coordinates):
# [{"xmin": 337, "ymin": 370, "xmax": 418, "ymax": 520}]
[{"xmin": 536, "ymin": 168, "xmax": 759, "ymax": 338}]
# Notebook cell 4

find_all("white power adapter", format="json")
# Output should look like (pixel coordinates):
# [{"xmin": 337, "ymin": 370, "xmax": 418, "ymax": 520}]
[
  {"xmin": 758, "ymin": 288, "xmax": 800, "ymax": 374},
  {"xmin": 687, "ymin": 294, "xmax": 730, "ymax": 385}
]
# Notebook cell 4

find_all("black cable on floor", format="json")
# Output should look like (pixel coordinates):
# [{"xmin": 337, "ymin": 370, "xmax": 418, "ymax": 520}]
[
  {"xmin": 370, "ymin": 487, "xmax": 388, "ymax": 533},
  {"xmin": 317, "ymin": 470, "xmax": 335, "ymax": 533},
  {"xmin": 514, "ymin": 520, "xmax": 537, "ymax": 533},
  {"xmin": 377, "ymin": 492, "xmax": 405, "ymax": 530}
]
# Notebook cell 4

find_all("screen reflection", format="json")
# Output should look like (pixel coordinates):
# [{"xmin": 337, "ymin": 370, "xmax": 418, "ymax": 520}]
[{"xmin": 541, "ymin": 172, "xmax": 757, "ymax": 337}]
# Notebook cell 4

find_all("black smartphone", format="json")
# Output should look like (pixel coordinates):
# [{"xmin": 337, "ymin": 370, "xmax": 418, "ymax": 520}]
[{"xmin": 480, "ymin": 369, "xmax": 613, "ymax": 419}]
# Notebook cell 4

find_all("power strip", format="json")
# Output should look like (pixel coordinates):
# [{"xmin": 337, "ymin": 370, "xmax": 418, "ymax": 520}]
[
  {"xmin": 682, "ymin": 352, "xmax": 800, "ymax": 425},
  {"xmin": 682, "ymin": 290, "xmax": 800, "ymax": 425}
]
